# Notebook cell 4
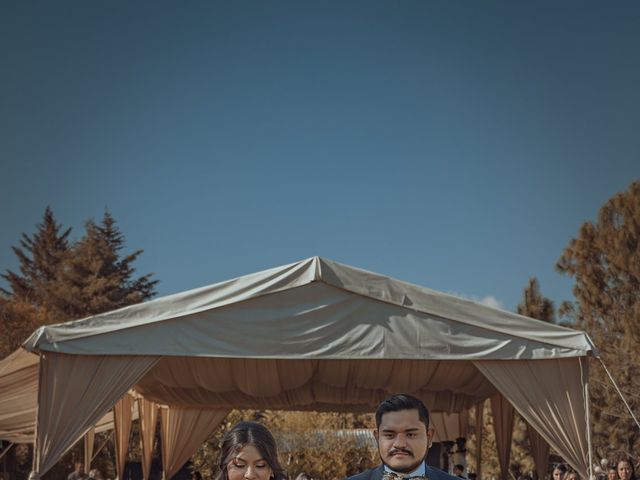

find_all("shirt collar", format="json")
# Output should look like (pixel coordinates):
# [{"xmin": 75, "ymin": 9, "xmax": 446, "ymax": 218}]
[{"xmin": 383, "ymin": 462, "xmax": 426, "ymax": 477}]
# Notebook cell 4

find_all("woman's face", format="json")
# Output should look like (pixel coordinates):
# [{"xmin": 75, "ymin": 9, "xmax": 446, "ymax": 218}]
[
  {"xmin": 618, "ymin": 462, "xmax": 632, "ymax": 480},
  {"xmin": 227, "ymin": 444, "xmax": 273, "ymax": 480},
  {"xmin": 553, "ymin": 469, "xmax": 564, "ymax": 480}
]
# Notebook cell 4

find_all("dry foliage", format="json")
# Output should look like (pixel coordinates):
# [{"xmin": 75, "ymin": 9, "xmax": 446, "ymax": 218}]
[{"xmin": 191, "ymin": 410, "xmax": 377, "ymax": 480}]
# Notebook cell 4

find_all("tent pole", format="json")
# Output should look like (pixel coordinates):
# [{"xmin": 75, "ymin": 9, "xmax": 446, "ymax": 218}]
[
  {"xmin": 0, "ymin": 442, "xmax": 14, "ymax": 461},
  {"xmin": 475, "ymin": 401, "xmax": 483, "ymax": 480},
  {"xmin": 582, "ymin": 358, "xmax": 593, "ymax": 480},
  {"xmin": 92, "ymin": 431, "xmax": 113, "ymax": 463},
  {"xmin": 598, "ymin": 358, "xmax": 640, "ymax": 431}
]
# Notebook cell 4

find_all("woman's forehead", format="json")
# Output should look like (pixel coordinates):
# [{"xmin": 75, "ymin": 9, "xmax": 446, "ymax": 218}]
[{"xmin": 235, "ymin": 444, "xmax": 264, "ymax": 459}]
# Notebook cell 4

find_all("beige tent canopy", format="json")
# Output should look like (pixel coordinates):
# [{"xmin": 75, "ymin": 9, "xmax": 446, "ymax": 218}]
[{"xmin": 22, "ymin": 257, "xmax": 597, "ymax": 479}]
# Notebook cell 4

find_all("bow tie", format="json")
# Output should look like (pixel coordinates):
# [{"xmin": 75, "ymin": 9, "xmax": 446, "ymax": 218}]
[{"xmin": 382, "ymin": 472, "xmax": 427, "ymax": 480}]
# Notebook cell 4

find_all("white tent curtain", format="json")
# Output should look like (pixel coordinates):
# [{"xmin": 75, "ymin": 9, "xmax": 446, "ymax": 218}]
[
  {"xmin": 139, "ymin": 397, "xmax": 159, "ymax": 480},
  {"xmin": 114, "ymin": 394, "xmax": 135, "ymax": 480},
  {"xmin": 0, "ymin": 349, "xmax": 39, "ymax": 443},
  {"xmin": 431, "ymin": 412, "xmax": 465, "ymax": 443},
  {"xmin": 475, "ymin": 401, "xmax": 484, "ymax": 480},
  {"xmin": 526, "ymin": 421, "xmax": 550, "ymax": 480},
  {"xmin": 490, "ymin": 393, "xmax": 515, "ymax": 480},
  {"xmin": 459, "ymin": 408, "xmax": 469, "ymax": 439},
  {"xmin": 29, "ymin": 353, "xmax": 158, "ymax": 479},
  {"xmin": 83, "ymin": 427, "xmax": 95, "ymax": 472},
  {"xmin": 474, "ymin": 358, "xmax": 591, "ymax": 480},
  {"xmin": 0, "ymin": 347, "xmax": 140, "ymax": 444},
  {"xmin": 160, "ymin": 407, "xmax": 228, "ymax": 480}
]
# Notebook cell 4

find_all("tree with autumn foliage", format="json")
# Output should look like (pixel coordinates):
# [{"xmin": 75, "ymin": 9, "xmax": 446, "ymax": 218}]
[
  {"xmin": 556, "ymin": 180, "xmax": 640, "ymax": 461},
  {"xmin": 0, "ymin": 207, "xmax": 158, "ymax": 478},
  {"xmin": 0, "ymin": 208, "xmax": 157, "ymax": 355}
]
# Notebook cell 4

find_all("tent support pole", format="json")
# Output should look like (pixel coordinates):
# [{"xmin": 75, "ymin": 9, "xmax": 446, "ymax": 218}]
[
  {"xmin": 582, "ymin": 357, "xmax": 593, "ymax": 480},
  {"xmin": 0, "ymin": 442, "xmax": 14, "ymax": 461},
  {"xmin": 598, "ymin": 358, "xmax": 640, "ymax": 431},
  {"xmin": 92, "ymin": 431, "xmax": 113, "ymax": 463}
]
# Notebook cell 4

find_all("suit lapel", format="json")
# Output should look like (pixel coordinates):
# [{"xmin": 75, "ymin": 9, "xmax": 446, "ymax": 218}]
[{"xmin": 371, "ymin": 465, "xmax": 386, "ymax": 480}]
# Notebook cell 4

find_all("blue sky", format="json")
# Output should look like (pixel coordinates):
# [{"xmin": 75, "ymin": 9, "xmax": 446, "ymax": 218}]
[{"xmin": 1, "ymin": 1, "xmax": 639, "ymax": 315}]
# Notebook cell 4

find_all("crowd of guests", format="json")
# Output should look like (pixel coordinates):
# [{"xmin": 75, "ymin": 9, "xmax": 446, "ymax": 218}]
[
  {"xmin": 66, "ymin": 461, "xmax": 105, "ymax": 480},
  {"xmin": 550, "ymin": 459, "xmax": 637, "ymax": 480}
]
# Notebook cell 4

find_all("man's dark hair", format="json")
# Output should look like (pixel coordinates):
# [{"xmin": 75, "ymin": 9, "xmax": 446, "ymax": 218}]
[{"xmin": 375, "ymin": 393, "xmax": 430, "ymax": 429}]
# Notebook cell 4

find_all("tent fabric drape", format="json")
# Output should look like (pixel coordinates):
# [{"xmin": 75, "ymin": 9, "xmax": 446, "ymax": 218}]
[
  {"xmin": 160, "ymin": 407, "xmax": 228, "ymax": 480},
  {"xmin": 490, "ymin": 393, "xmax": 515, "ymax": 480},
  {"xmin": 139, "ymin": 398, "xmax": 159, "ymax": 480},
  {"xmin": 526, "ymin": 421, "xmax": 550, "ymax": 480},
  {"xmin": 0, "ymin": 349, "xmax": 139, "ymax": 444},
  {"xmin": 474, "ymin": 358, "xmax": 591, "ymax": 480},
  {"xmin": 114, "ymin": 394, "xmax": 134, "ymax": 480},
  {"xmin": 29, "ymin": 353, "xmax": 158, "ymax": 479},
  {"xmin": 431, "ymin": 412, "xmax": 465, "ymax": 443},
  {"xmin": 136, "ymin": 357, "xmax": 495, "ymax": 413},
  {"xmin": 0, "ymin": 349, "xmax": 38, "ymax": 443},
  {"xmin": 475, "ymin": 401, "xmax": 483, "ymax": 480},
  {"xmin": 84, "ymin": 427, "xmax": 95, "ymax": 472}
]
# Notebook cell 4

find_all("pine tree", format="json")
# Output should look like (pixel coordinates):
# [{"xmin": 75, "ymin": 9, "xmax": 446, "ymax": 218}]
[
  {"xmin": 1, "ymin": 206, "xmax": 71, "ymax": 307},
  {"xmin": 517, "ymin": 277, "xmax": 555, "ymax": 323},
  {"xmin": 0, "ymin": 297, "xmax": 54, "ymax": 357},
  {"xmin": 556, "ymin": 180, "xmax": 640, "ymax": 460},
  {"xmin": 55, "ymin": 211, "xmax": 158, "ymax": 319},
  {"xmin": 1, "ymin": 208, "xmax": 158, "ymax": 354}
]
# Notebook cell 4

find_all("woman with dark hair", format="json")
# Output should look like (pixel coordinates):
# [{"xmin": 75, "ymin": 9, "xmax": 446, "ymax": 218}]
[
  {"xmin": 216, "ymin": 421, "xmax": 287, "ymax": 480},
  {"xmin": 552, "ymin": 464, "xmax": 568, "ymax": 480},
  {"xmin": 617, "ymin": 459, "xmax": 636, "ymax": 480}
]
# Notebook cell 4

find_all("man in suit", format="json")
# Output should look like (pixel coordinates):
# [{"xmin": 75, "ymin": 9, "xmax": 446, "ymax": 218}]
[{"xmin": 346, "ymin": 394, "xmax": 461, "ymax": 480}]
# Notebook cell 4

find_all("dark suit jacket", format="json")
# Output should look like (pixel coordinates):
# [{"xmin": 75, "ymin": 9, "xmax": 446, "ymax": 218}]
[{"xmin": 347, "ymin": 464, "xmax": 462, "ymax": 480}]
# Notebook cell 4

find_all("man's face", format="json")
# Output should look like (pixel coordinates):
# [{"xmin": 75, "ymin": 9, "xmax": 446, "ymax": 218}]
[
  {"xmin": 374, "ymin": 409, "xmax": 431, "ymax": 474},
  {"xmin": 608, "ymin": 469, "xmax": 617, "ymax": 480}
]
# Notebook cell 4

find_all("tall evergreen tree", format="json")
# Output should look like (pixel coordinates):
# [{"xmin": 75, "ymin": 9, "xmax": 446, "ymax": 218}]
[
  {"xmin": 517, "ymin": 277, "xmax": 555, "ymax": 323},
  {"xmin": 1, "ymin": 208, "xmax": 158, "ymax": 354},
  {"xmin": 55, "ymin": 211, "xmax": 158, "ymax": 319},
  {"xmin": 556, "ymin": 180, "xmax": 640, "ymax": 459},
  {"xmin": 1, "ymin": 207, "xmax": 71, "ymax": 306}
]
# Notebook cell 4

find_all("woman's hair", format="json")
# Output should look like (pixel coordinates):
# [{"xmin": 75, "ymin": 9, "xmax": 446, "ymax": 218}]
[
  {"xmin": 215, "ymin": 421, "xmax": 287, "ymax": 480},
  {"xmin": 553, "ymin": 465, "xmax": 568, "ymax": 476}
]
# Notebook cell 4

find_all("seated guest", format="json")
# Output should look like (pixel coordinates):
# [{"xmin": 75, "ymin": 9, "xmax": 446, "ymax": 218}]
[{"xmin": 453, "ymin": 465, "xmax": 467, "ymax": 479}]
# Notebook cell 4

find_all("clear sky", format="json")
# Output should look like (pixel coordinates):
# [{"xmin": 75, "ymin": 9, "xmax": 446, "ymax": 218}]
[{"xmin": 1, "ymin": 1, "xmax": 639, "ymax": 315}]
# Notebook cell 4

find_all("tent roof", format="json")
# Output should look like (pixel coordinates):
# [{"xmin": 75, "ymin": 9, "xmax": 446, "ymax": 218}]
[{"xmin": 24, "ymin": 256, "xmax": 595, "ymax": 360}]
